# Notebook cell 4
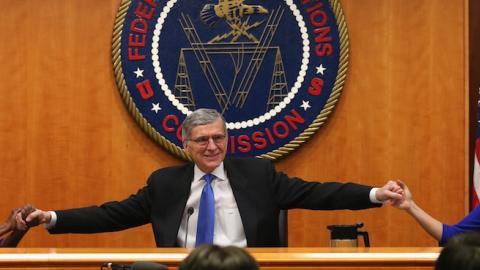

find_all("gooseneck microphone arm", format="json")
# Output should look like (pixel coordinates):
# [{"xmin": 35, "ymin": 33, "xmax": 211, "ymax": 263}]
[{"xmin": 184, "ymin": 207, "xmax": 195, "ymax": 247}]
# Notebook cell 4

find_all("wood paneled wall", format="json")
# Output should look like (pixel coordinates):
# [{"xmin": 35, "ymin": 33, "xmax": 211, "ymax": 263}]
[{"xmin": 0, "ymin": 0, "xmax": 467, "ymax": 247}]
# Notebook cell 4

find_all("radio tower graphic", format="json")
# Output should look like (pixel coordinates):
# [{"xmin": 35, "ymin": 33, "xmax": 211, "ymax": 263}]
[{"xmin": 173, "ymin": 1, "xmax": 288, "ymax": 114}]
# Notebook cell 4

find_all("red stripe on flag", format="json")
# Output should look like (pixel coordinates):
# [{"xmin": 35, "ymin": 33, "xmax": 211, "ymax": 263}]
[{"xmin": 472, "ymin": 139, "xmax": 480, "ymax": 209}]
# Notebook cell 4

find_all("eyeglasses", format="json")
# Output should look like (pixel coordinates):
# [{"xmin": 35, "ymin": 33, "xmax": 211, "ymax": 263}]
[{"xmin": 187, "ymin": 134, "xmax": 226, "ymax": 146}]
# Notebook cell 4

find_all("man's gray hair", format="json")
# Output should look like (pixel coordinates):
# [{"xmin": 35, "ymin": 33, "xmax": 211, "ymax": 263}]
[{"xmin": 181, "ymin": 108, "xmax": 227, "ymax": 140}]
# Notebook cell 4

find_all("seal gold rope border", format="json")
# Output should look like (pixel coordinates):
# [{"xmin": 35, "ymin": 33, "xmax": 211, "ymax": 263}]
[
  {"xmin": 111, "ymin": 0, "xmax": 349, "ymax": 161},
  {"xmin": 112, "ymin": 0, "xmax": 191, "ymax": 161}
]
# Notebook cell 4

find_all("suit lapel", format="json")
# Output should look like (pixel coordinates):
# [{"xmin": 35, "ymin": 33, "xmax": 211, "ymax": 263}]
[
  {"xmin": 162, "ymin": 163, "xmax": 194, "ymax": 246},
  {"xmin": 224, "ymin": 159, "xmax": 258, "ymax": 246}
]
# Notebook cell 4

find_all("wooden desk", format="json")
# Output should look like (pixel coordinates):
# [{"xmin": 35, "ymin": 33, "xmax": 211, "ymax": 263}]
[{"xmin": 0, "ymin": 247, "xmax": 440, "ymax": 270}]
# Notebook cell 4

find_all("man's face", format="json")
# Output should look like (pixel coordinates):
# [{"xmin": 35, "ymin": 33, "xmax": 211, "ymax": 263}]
[{"xmin": 184, "ymin": 119, "xmax": 227, "ymax": 173}]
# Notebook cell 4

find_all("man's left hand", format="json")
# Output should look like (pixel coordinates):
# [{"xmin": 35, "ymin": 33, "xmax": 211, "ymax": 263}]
[{"xmin": 376, "ymin": 180, "xmax": 404, "ymax": 203}]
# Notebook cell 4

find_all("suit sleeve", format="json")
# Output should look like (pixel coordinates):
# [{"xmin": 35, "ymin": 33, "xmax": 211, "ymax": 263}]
[
  {"xmin": 265, "ymin": 160, "xmax": 381, "ymax": 210},
  {"xmin": 50, "ymin": 185, "xmax": 152, "ymax": 234}
]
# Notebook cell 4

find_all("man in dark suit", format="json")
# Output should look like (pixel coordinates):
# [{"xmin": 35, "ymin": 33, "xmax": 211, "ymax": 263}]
[{"xmin": 19, "ymin": 109, "xmax": 403, "ymax": 247}]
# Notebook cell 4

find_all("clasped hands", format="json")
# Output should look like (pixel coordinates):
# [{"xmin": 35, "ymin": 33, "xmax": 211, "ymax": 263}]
[{"xmin": 376, "ymin": 180, "xmax": 409, "ymax": 207}]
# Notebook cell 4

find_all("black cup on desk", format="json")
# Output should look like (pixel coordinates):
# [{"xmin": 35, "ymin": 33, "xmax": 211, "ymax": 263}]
[{"xmin": 327, "ymin": 222, "xmax": 370, "ymax": 247}]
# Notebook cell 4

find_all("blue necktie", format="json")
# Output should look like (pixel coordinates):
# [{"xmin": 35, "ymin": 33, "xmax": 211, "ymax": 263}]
[{"xmin": 195, "ymin": 174, "xmax": 215, "ymax": 246}]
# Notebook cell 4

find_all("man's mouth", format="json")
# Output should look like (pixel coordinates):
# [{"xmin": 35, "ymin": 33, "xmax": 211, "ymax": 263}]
[{"xmin": 204, "ymin": 152, "xmax": 220, "ymax": 159}]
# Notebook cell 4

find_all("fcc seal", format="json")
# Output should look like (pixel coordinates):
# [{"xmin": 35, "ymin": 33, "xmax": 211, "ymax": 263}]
[{"xmin": 112, "ymin": 0, "xmax": 349, "ymax": 160}]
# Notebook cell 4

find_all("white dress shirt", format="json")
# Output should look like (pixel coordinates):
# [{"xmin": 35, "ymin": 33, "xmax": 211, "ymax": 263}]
[{"xmin": 176, "ymin": 162, "xmax": 247, "ymax": 247}]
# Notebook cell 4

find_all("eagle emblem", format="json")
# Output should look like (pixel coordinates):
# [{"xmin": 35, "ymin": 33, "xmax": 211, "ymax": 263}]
[{"xmin": 200, "ymin": 0, "xmax": 269, "ymax": 43}]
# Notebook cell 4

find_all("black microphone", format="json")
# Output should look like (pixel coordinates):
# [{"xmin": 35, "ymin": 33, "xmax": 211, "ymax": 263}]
[
  {"xmin": 131, "ymin": 261, "xmax": 168, "ymax": 270},
  {"xmin": 101, "ymin": 262, "xmax": 131, "ymax": 270},
  {"xmin": 101, "ymin": 262, "xmax": 168, "ymax": 270},
  {"xmin": 184, "ymin": 207, "xmax": 195, "ymax": 247}
]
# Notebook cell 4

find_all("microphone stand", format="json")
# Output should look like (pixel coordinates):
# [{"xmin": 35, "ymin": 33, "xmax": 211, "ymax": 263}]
[{"xmin": 184, "ymin": 207, "xmax": 194, "ymax": 247}]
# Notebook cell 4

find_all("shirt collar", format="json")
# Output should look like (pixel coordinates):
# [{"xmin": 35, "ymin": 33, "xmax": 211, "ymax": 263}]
[{"xmin": 193, "ymin": 162, "xmax": 226, "ymax": 182}]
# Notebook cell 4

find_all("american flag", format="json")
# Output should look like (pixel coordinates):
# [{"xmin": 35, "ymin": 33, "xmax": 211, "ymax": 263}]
[{"xmin": 473, "ymin": 87, "xmax": 480, "ymax": 209}]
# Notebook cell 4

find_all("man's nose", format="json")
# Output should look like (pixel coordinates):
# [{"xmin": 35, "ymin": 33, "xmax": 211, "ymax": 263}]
[{"xmin": 205, "ymin": 137, "xmax": 218, "ymax": 149}]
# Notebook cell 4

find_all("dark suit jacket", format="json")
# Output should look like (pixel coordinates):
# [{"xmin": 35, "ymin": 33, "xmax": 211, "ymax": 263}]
[{"xmin": 50, "ymin": 157, "xmax": 380, "ymax": 247}]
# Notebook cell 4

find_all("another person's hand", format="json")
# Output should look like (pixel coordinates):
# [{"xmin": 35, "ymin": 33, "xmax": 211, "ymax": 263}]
[
  {"xmin": 0, "ymin": 208, "xmax": 22, "ymax": 238},
  {"xmin": 388, "ymin": 180, "xmax": 443, "ymax": 241},
  {"xmin": 2, "ymin": 205, "xmax": 34, "ymax": 233},
  {"xmin": 20, "ymin": 205, "xmax": 37, "ymax": 229},
  {"xmin": 376, "ymin": 180, "xmax": 404, "ymax": 203},
  {"xmin": 391, "ymin": 180, "xmax": 413, "ymax": 210},
  {"xmin": 4, "ymin": 208, "xmax": 21, "ymax": 232},
  {"xmin": 1, "ymin": 205, "xmax": 37, "ymax": 247}
]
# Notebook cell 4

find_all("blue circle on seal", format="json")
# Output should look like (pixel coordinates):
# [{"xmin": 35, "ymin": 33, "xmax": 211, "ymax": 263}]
[{"xmin": 112, "ymin": 0, "xmax": 349, "ymax": 160}]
